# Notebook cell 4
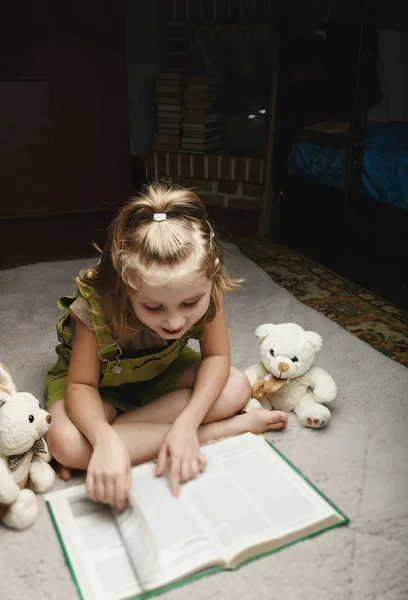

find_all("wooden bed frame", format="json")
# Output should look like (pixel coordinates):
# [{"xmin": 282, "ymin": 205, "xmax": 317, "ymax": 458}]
[{"xmin": 264, "ymin": 8, "xmax": 408, "ymax": 293}]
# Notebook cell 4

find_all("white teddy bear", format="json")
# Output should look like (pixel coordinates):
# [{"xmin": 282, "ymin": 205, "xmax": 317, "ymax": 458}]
[
  {"xmin": 244, "ymin": 323, "xmax": 337, "ymax": 428},
  {"xmin": 0, "ymin": 363, "xmax": 55, "ymax": 529}
]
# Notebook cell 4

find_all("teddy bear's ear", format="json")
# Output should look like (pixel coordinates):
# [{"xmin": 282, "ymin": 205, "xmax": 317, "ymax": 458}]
[
  {"xmin": 255, "ymin": 324, "xmax": 276, "ymax": 343},
  {"xmin": 0, "ymin": 363, "xmax": 16, "ymax": 403},
  {"xmin": 303, "ymin": 331, "xmax": 323, "ymax": 352}
]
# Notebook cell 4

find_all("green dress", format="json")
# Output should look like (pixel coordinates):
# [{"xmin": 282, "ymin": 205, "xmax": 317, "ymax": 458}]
[{"xmin": 45, "ymin": 284, "xmax": 202, "ymax": 411}]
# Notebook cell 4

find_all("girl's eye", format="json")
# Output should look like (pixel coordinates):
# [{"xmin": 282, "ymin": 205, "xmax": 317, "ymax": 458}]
[
  {"xmin": 144, "ymin": 305, "xmax": 162, "ymax": 311},
  {"xmin": 183, "ymin": 300, "xmax": 199, "ymax": 307}
]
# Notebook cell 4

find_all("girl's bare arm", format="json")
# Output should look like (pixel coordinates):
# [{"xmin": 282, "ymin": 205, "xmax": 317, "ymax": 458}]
[
  {"xmin": 65, "ymin": 318, "xmax": 112, "ymax": 444},
  {"xmin": 179, "ymin": 298, "xmax": 230, "ymax": 428},
  {"xmin": 65, "ymin": 318, "xmax": 131, "ymax": 509}
]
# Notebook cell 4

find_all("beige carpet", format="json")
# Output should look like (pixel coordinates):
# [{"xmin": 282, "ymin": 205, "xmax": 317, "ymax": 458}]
[
  {"xmin": 1, "ymin": 243, "xmax": 407, "ymax": 600},
  {"xmin": 235, "ymin": 237, "xmax": 408, "ymax": 368}
]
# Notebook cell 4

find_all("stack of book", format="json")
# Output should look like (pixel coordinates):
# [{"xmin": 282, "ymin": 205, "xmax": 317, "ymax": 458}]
[
  {"xmin": 154, "ymin": 73, "xmax": 183, "ymax": 152},
  {"xmin": 181, "ymin": 75, "xmax": 224, "ymax": 154}
]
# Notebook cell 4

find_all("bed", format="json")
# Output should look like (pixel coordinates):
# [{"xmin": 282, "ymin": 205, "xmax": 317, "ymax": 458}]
[
  {"xmin": 272, "ymin": 13, "xmax": 408, "ymax": 301},
  {"xmin": 289, "ymin": 121, "xmax": 408, "ymax": 211}
]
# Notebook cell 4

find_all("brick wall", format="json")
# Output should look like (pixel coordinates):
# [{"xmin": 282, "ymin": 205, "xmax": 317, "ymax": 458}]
[
  {"xmin": 162, "ymin": 0, "xmax": 356, "ymax": 23},
  {"xmin": 145, "ymin": 152, "xmax": 264, "ymax": 210}
]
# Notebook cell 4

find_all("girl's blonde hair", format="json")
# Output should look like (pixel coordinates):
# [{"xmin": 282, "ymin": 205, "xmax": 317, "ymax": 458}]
[{"xmin": 77, "ymin": 183, "xmax": 240, "ymax": 340}]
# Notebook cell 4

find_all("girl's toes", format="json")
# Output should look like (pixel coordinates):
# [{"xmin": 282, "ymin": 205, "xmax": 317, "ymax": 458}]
[
  {"xmin": 269, "ymin": 411, "xmax": 288, "ymax": 430},
  {"xmin": 59, "ymin": 466, "xmax": 72, "ymax": 481},
  {"xmin": 271, "ymin": 411, "xmax": 288, "ymax": 423}
]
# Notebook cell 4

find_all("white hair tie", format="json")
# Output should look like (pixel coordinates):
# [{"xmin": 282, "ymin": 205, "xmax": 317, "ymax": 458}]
[{"xmin": 153, "ymin": 213, "xmax": 166, "ymax": 222}]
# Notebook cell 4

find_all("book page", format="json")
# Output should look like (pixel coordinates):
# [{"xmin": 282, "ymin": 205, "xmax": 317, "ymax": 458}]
[
  {"xmin": 123, "ymin": 464, "xmax": 225, "ymax": 590},
  {"xmin": 46, "ymin": 433, "xmax": 345, "ymax": 597},
  {"xmin": 182, "ymin": 433, "xmax": 343, "ymax": 564},
  {"xmin": 46, "ymin": 486, "xmax": 142, "ymax": 600},
  {"xmin": 112, "ymin": 500, "xmax": 160, "ymax": 586}
]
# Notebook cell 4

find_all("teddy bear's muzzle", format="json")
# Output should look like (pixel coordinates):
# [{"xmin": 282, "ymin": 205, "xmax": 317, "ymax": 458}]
[{"xmin": 46, "ymin": 414, "xmax": 52, "ymax": 424}]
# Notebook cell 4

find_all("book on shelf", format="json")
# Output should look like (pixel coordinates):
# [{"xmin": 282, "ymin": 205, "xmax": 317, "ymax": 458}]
[
  {"xmin": 154, "ymin": 135, "xmax": 180, "ymax": 147},
  {"xmin": 154, "ymin": 72, "xmax": 183, "ymax": 151},
  {"xmin": 182, "ymin": 131, "xmax": 223, "ymax": 142},
  {"xmin": 185, "ymin": 100, "xmax": 218, "ymax": 111},
  {"xmin": 185, "ymin": 74, "xmax": 223, "ymax": 85},
  {"xmin": 181, "ymin": 142, "xmax": 222, "ymax": 153},
  {"xmin": 157, "ymin": 105, "xmax": 181, "ymax": 113},
  {"xmin": 153, "ymin": 144, "xmax": 179, "ymax": 152},
  {"xmin": 184, "ymin": 91, "xmax": 217, "ymax": 103},
  {"xmin": 156, "ymin": 96, "xmax": 180, "ymax": 106},
  {"xmin": 157, "ymin": 121, "xmax": 180, "ymax": 128},
  {"xmin": 156, "ymin": 111, "xmax": 182, "ymax": 121},
  {"xmin": 184, "ymin": 110, "xmax": 222, "ymax": 123},
  {"xmin": 156, "ymin": 72, "xmax": 181, "ymax": 81},
  {"xmin": 157, "ymin": 129, "xmax": 181, "ymax": 138},
  {"xmin": 185, "ymin": 83, "xmax": 221, "ymax": 94},
  {"xmin": 181, "ymin": 123, "xmax": 224, "ymax": 153},
  {"xmin": 45, "ymin": 432, "xmax": 348, "ymax": 600},
  {"xmin": 182, "ymin": 125, "xmax": 224, "ymax": 136},
  {"xmin": 180, "ymin": 74, "xmax": 225, "ymax": 153}
]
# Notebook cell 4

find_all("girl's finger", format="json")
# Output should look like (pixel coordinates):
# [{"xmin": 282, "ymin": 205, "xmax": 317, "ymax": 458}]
[
  {"xmin": 126, "ymin": 466, "xmax": 132, "ymax": 497},
  {"xmin": 103, "ymin": 475, "xmax": 115, "ymax": 507},
  {"xmin": 170, "ymin": 456, "xmax": 181, "ymax": 497},
  {"xmin": 198, "ymin": 452, "xmax": 207, "ymax": 471},
  {"xmin": 156, "ymin": 442, "xmax": 168, "ymax": 476},
  {"xmin": 86, "ymin": 473, "xmax": 96, "ymax": 502},
  {"xmin": 190, "ymin": 458, "xmax": 200, "ymax": 478},
  {"xmin": 180, "ymin": 458, "xmax": 191, "ymax": 482},
  {"xmin": 114, "ymin": 474, "xmax": 128, "ymax": 511},
  {"xmin": 94, "ymin": 476, "xmax": 105, "ymax": 504},
  {"xmin": 197, "ymin": 452, "xmax": 207, "ymax": 471}
]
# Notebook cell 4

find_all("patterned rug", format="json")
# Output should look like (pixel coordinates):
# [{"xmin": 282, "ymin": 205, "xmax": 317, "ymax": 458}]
[{"xmin": 234, "ymin": 237, "xmax": 408, "ymax": 368}]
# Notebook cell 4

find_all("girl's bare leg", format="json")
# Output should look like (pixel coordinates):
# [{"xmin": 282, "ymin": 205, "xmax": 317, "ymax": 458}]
[
  {"xmin": 114, "ymin": 366, "xmax": 287, "ymax": 428},
  {"xmin": 47, "ymin": 399, "xmax": 287, "ymax": 473},
  {"xmin": 47, "ymin": 399, "xmax": 118, "ymax": 481},
  {"xmin": 114, "ymin": 409, "xmax": 286, "ymax": 466}
]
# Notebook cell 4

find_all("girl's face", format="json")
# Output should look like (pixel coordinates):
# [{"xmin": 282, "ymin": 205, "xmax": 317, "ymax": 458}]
[{"xmin": 129, "ymin": 259, "xmax": 212, "ymax": 339}]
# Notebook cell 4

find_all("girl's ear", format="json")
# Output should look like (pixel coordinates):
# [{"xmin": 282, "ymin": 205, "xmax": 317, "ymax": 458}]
[{"xmin": 255, "ymin": 324, "xmax": 276, "ymax": 344}]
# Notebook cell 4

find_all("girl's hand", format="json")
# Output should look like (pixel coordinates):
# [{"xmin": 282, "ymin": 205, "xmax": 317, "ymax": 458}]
[
  {"xmin": 86, "ymin": 427, "xmax": 131, "ymax": 511},
  {"xmin": 156, "ymin": 418, "xmax": 207, "ymax": 497}
]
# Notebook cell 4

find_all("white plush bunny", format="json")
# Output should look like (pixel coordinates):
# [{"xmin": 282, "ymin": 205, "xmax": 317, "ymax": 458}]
[
  {"xmin": 244, "ymin": 323, "xmax": 337, "ymax": 428},
  {"xmin": 0, "ymin": 363, "xmax": 55, "ymax": 529}
]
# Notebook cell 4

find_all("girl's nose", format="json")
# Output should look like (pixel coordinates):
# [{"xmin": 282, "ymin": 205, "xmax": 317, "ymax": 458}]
[{"xmin": 164, "ymin": 314, "xmax": 185, "ymax": 330}]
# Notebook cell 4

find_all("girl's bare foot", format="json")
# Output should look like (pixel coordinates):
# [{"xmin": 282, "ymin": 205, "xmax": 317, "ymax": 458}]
[
  {"xmin": 59, "ymin": 465, "xmax": 72, "ymax": 481},
  {"xmin": 51, "ymin": 459, "xmax": 72, "ymax": 481},
  {"xmin": 245, "ymin": 408, "xmax": 288, "ymax": 434}
]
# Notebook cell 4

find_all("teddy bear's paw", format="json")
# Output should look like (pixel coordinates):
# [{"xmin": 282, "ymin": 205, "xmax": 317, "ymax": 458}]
[
  {"xmin": 3, "ymin": 489, "xmax": 38, "ymax": 530},
  {"xmin": 306, "ymin": 415, "xmax": 328, "ymax": 428},
  {"xmin": 296, "ymin": 404, "xmax": 331, "ymax": 429},
  {"xmin": 29, "ymin": 458, "xmax": 56, "ymax": 493},
  {"xmin": 0, "ymin": 480, "xmax": 20, "ymax": 505}
]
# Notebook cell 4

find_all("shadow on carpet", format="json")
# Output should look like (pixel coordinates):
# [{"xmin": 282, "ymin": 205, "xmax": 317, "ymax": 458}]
[{"xmin": 234, "ymin": 237, "xmax": 408, "ymax": 368}]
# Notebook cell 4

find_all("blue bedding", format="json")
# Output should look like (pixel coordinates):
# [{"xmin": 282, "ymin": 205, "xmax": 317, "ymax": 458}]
[{"xmin": 289, "ymin": 122, "xmax": 408, "ymax": 210}]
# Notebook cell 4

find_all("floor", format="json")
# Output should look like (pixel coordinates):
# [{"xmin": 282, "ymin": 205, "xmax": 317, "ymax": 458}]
[
  {"xmin": 277, "ymin": 178, "xmax": 408, "ymax": 311},
  {"xmin": 292, "ymin": 240, "xmax": 408, "ymax": 311},
  {"xmin": 234, "ymin": 237, "xmax": 408, "ymax": 368}
]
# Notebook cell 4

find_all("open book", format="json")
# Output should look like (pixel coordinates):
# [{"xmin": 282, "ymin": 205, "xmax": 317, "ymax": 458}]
[{"xmin": 45, "ymin": 433, "xmax": 348, "ymax": 600}]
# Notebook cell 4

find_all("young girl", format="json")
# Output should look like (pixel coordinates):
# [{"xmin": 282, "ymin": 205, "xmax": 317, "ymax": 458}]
[{"xmin": 46, "ymin": 184, "xmax": 287, "ymax": 509}]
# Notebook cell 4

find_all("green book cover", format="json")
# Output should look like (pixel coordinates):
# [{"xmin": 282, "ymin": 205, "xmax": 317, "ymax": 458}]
[{"xmin": 45, "ymin": 433, "xmax": 349, "ymax": 600}]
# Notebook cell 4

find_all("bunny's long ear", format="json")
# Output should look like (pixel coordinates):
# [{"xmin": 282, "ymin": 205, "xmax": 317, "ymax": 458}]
[
  {"xmin": 255, "ymin": 324, "xmax": 276, "ymax": 343},
  {"xmin": 0, "ymin": 363, "xmax": 16, "ymax": 405}
]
